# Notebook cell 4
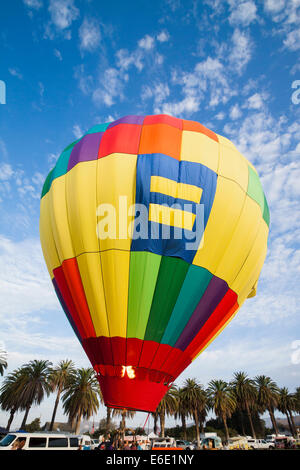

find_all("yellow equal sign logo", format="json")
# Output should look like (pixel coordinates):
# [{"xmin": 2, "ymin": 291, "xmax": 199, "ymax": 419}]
[{"xmin": 149, "ymin": 176, "xmax": 203, "ymax": 231}]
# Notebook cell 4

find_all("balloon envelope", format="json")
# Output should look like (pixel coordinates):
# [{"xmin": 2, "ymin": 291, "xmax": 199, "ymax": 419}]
[{"xmin": 40, "ymin": 114, "xmax": 269, "ymax": 411}]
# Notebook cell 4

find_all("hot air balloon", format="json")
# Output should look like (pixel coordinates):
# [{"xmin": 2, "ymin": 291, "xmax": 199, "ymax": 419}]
[{"xmin": 40, "ymin": 114, "xmax": 269, "ymax": 412}]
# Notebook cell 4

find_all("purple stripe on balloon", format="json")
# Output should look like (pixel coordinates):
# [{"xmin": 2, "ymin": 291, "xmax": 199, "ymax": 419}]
[
  {"xmin": 174, "ymin": 276, "xmax": 228, "ymax": 351},
  {"xmin": 107, "ymin": 115, "xmax": 145, "ymax": 129},
  {"xmin": 52, "ymin": 278, "xmax": 81, "ymax": 342},
  {"xmin": 67, "ymin": 132, "xmax": 103, "ymax": 171}
]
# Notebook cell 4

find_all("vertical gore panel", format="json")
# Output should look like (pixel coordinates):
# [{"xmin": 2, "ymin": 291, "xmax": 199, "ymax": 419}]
[
  {"xmin": 100, "ymin": 250, "xmax": 130, "ymax": 338},
  {"xmin": 181, "ymin": 130, "xmax": 219, "ymax": 172},
  {"xmin": 174, "ymin": 276, "xmax": 228, "ymax": 350},
  {"xmin": 161, "ymin": 265, "xmax": 213, "ymax": 346},
  {"xmin": 127, "ymin": 251, "xmax": 162, "ymax": 339},
  {"xmin": 61, "ymin": 258, "xmax": 96, "ymax": 338},
  {"xmin": 40, "ymin": 194, "xmax": 60, "ymax": 276},
  {"xmin": 144, "ymin": 256, "xmax": 189, "ymax": 343}
]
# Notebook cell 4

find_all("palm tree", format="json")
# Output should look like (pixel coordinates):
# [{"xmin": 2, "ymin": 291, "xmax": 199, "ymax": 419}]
[
  {"xmin": 278, "ymin": 387, "xmax": 296, "ymax": 437},
  {"xmin": 62, "ymin": 368, "xmax": 100, "ymax": 434},
  {"xmin": 175, "ymin": 387, "xmax": 190, "ymax": 440},
  {"xmin": 231, "ymin": 371, "xmax": 257, "ymax": 438},
  {"xmin": 0, "ymin": 347, "xmax": 7, "ymax": 376},
  {"xmin": 156, "ymin": 385, "xmax": 178, "ymax": 438},
  {"xmin": 207, "ymin": 379, "xmax": 236, "ymax": 442},
  {"xmin": 112, "ymin": 409, "xmax": 136, "ymax": 442},
  {"xmin": 48, "ymin": 359, "xmax": 75, "ymax": 431},
  {"xmin": 255, "ymin": 375, "xmax": 279, "ymax": 435},
  {"xmin": 0, "ymin": 368, "xmax": 25, "ymax": 431},
  {"xmin": 152, "ymin": 410, "xmax": 159, "ymax": 435},
  {"xmin": 106, "ymin": 407, "xmax": 113, "ymax": 434},
  {"xmin": 180, "ymin": 379, "xmax": 207, "ymax": 448},
  {"xmin": 18, "ymin": 360, "xmax": 52, "ymax": 429},
  {"xmin": 294, "ymin": 387, "xmax": 300, "ymax": 413}
]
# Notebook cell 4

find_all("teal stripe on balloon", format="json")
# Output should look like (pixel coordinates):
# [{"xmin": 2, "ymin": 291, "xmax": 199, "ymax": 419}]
[{"xmin": 161, "ymin": 265, "xmax": 213, "ymax": 347}]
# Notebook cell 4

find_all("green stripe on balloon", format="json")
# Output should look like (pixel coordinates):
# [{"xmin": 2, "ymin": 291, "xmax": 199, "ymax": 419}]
[
  {"xmin": 247, "ymin": 166, "xmax": 270, "ymax": 227},
  {"xmin": 144, "ymin": 256, "xmax": 190, "ymax": 343},
  {"xmin": 127, "ymin": 251, "xmax": 161, "ymax": 340}
]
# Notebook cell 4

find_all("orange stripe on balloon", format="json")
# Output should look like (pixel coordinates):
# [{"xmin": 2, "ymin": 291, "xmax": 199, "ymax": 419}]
[
  {"xmin": 182, "ymin": 119, "xmax": 219, "ymax": 143},
  {"xmin": 61, "ymin": 258, "xmax": 96, "ymax": 338},
  {"xmin": 139, "ymin": 123, "xmax": 182, "ymax": 160}
]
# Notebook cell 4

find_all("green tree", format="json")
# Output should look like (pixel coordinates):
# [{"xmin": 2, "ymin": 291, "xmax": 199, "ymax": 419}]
[
  {"xmin": 180, "ymin": 379, "xmax": 208, "ymax": 448},
  {"xmin": 18, "ymin": 360, "xmax": 52, "ymax": 429},
  {"xmin": 156, "ymin": 385, "xmax": 178, "ymax": 438},
  {"xmin": 207, "ymin": 379, "xmax": 236, "ymax": 442},
  {"xmin": 25, "ymin": 417, "xmax": 41, "ymax": 432},
  {"xmin": 0, "ymin": 368, "xmax": 25, "ymax": 431},
  {"xmin": 0, "ymin": 347, "xmax": 7, "ymax": 376},
  {"xmin": 231, "ymin": 371, "xmax": 257, "ymax": 438},
  {"xmin": 175, "ymin": 387, "xmax": 190, "ymax": 440},
  {"xmin": 62, "ymin": 368, "xmax": 100, "ymax": 434},
  {"xmin": 278, "ymin": 387, "xmax": 297, "ymax": 437},
  {"xmin": 255, "ymin": 375, "xmax": 279, "ymax": 435},
  {"xmin": 48, "ymin": 359, "xmax": 75, "ymax": 431}
]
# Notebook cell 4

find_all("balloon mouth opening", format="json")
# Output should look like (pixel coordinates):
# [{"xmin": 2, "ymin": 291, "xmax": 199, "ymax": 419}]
[{"xmin": 98, "ymin": 374, "xmax": 170, "ymax": 413}]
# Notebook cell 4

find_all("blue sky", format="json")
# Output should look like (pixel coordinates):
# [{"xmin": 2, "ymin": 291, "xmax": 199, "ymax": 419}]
[{"xmin": 0, "ymin": 0, "xmax": 300, "ymax": 430}]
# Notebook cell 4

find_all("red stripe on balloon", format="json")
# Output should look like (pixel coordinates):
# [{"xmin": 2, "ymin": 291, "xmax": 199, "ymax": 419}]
[
  {"xmin": 60, "ymin": 258, "xmax": 96, "ymax": 338},
  {"xmin": 98, "ymin": 123, "xmax": 142, "ymax": 158}
]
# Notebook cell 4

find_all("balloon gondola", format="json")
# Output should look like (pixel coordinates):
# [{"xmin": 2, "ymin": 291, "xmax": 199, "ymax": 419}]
[{"xmin": 40, "ymin": 114, "xmax": 269, "ymax": 412}]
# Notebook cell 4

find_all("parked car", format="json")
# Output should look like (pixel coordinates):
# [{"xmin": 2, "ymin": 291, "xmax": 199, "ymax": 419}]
[
  {"xmin": 175, "ymin": 440, "xmax": 195, "ymax": 450},
  {"xmin": 247, "ymin": 438, "xmax": 274, "ymax": 450},
  {"xmin": 0, "ymin": 432, "xmax": 92, "ymax": 450},
  {"xmin": 151, "ymin": 437, "xmax": 185, "ymax": 450},
  {"xmin": 274, "ymin": 436, "xmax": 295, "ymax": 449}
]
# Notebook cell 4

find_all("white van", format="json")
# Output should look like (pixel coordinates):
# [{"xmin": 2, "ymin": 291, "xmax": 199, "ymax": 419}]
[{"xmin": 0, "ymin": 432, "xmax": 92, "ymax": 450}]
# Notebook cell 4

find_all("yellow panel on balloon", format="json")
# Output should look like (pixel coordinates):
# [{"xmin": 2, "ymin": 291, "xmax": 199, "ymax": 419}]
[
  {"xmin": 97, "ymin": 154, "xmax": 137, "ymax": 252},
  {"xmin": 215, "ymin": 196, "xmax": 262, "ymax": 286},
  {"xmin": 39, "ymin": 193, "xmax": 60, "ymax": 276},
  {"xmin": 48, "ymin": 175, "xmax": 75, "ymax": 263},
  {"xmin": 100, "ymin": 249, "xmax": 130, "ymax": 338},
  {"xmin": 234, "ymin": 222, "xmax": 269, "ymax": 305},
  {"xmin": 76, "ymin": 253, "xmax": 110, "ymax": 337},
  {"xmin": 218, "ymin": 139, "xmax": 249, "ymax": 191},
  {"xmin": 181, "ymin": 130, "xmax": 219, "ymax": 173},
  {"xmin": 193, "ymin": 176, "xmax": 246, "ymax": 277},
  {"xmin": 66, "ymin": 160, "xmax": 99, "ymax": 256}
]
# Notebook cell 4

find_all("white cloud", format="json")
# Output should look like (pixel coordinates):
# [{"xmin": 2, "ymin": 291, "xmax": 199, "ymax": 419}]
[
  {"xmin": 246, "ymin": 92, "xmax": 265, "ymax": 110},
  {"xmin": 93, "ymin": 68, "xmax": 128, "ymax": 107},
  {"xmin": 229, "ymin": 29, "xmax": 252, "ymax": 74},
  {"xmin": 23, "ymin": 0, "xmax": 43, "ymax": 9},
  {"xmin": 264, "ymin": 0, "xmax": 285, "ymax": 13},
  {"xmin": 8, "ymin": 68, "xmax": 23, "ymax": 80},
  {"xmin": 229, "ymin": 103, "xmax": 242, "ymax": 119},
  {"xmin": 79, "ymin": 18, "xmax": 101, "ymax": 52},
  {"xmin": 45, "ymin": 0, "xmax": 79, "ymax": 38},
  {"xmin": 157, "ymin": 31, "xmax": 170, "ymax": 42},
  {"xmin": 228, "ymin": 0, "xmax": 257, "ymax": 26},
  {"xmin": 73, "ymin": 124, "xmax": 84, "ymax": 139},
  {"xmin": 284, "ymin": 28, "xmax": 300, "ymax": 51},
  {"xmin": 0, "ymin": 163, "xmax": 13, "ymax": 181},
  {"xmin": 54, "ymin": 48, "xmax": 62, "ymax": 61},
  {"xmin": 138, "ymin": 34, "xmax": 155, "ymax": 50}
]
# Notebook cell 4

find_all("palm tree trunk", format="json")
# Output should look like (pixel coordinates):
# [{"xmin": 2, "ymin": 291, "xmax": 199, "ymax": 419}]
[
  {"xmin": 6, "ymin": 408, "xmax": 16, "ymax": 431},
  {"xmin": 268, "ymin": 407, "xmax": 278, "ymax": 435},
  {"xmin": 121, "ymin": 410, "xmax": 126, "ymax": 443},
  {"xmin": 222, "ymin": 413, "xmax": 229, "ymax": 442},
  {"xmin": 160, "ymin": 411, "xmax": 165, "ymax": 437},
  {"xmin": 75, "ymin": 413, "xmax": 82, "ymax": 435},
  {"xmin": 106, "ymin": 407, "xmax": 111, "ymax": 432},
  {"xmin": 153, "ymin": 412, "xmax": 158, "ymax": 435},
  {"xmin": 245, "ymin": 402, "xmax": 256, "ymax": 439},
  {"xmin": 288, "ymin": 408, "xmax": 297, "ymax": 437},
  {"xmin": 181, "ymin": 413, "xmax": 187, "ymax": 440},
  {"xmin": 285, "ymin": 412, "xmax": 294, "ymax": 436},
  {"xmin": 21, "ymin": 404, "xmax": 31, "ymax": 429},
  {"xmin": 49, "ymin": 386, "xmax": 62, "ymax": 431},
  {"xmin": 194, "ymin": 409, "xmax": 200, "ymax": 449}
]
